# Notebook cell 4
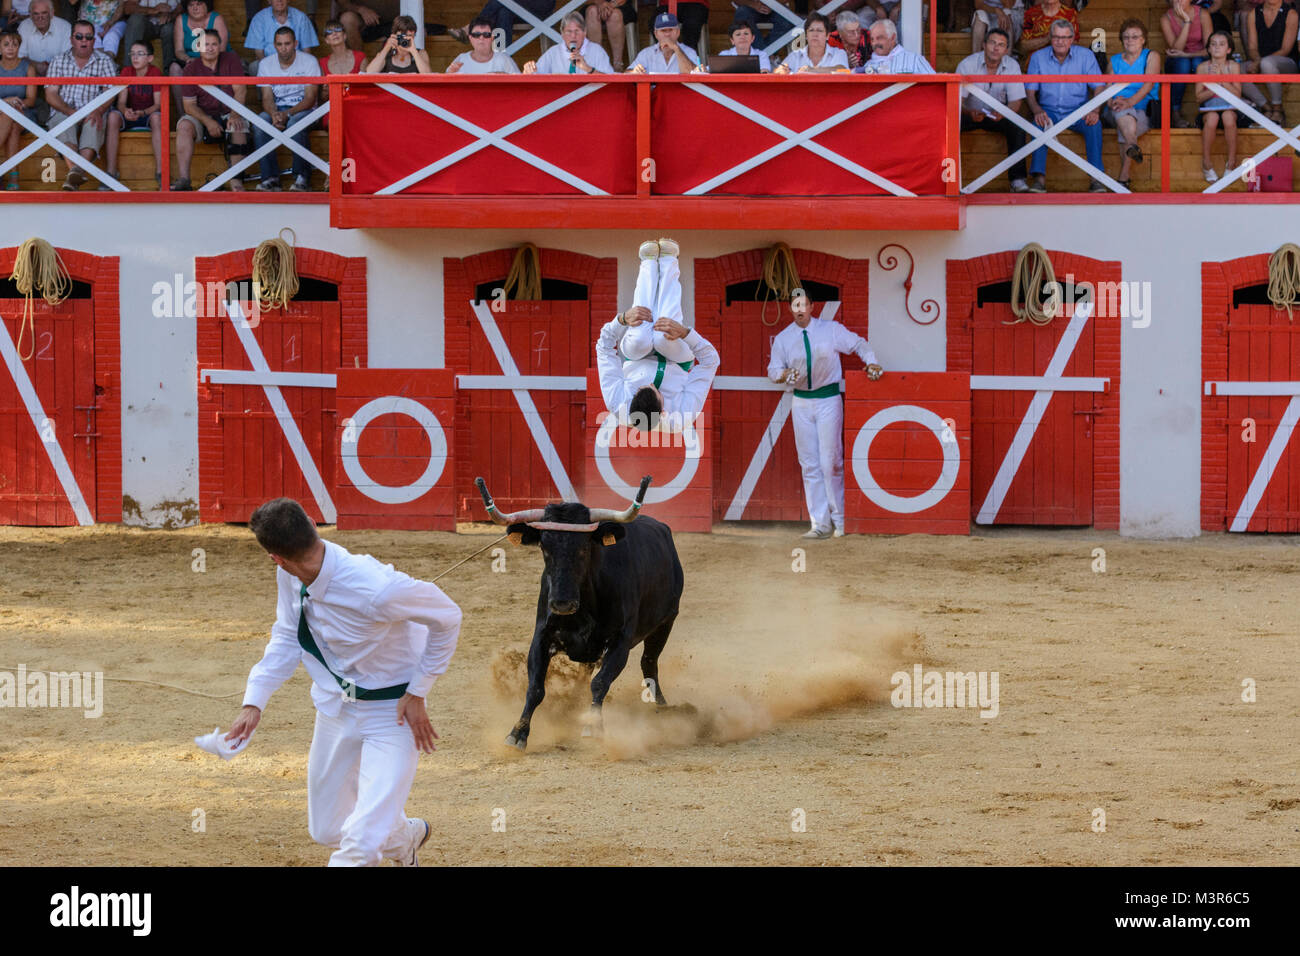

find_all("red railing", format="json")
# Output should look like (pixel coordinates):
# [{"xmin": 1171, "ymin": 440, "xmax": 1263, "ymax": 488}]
[{"xmin": 3, "ymin": 71, "xmax": 1297, "ymax": 220}]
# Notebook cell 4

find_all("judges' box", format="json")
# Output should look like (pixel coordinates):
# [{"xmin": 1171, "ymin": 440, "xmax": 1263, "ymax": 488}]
[
  {"xmin": 581, "ymin": 370, "xmax": 713, "ymax": 533},
  {"xmin": 335, "ymin": 369, "xmax": 456, "ymax": 531},
  {"xmin": 844, "ymin": 371, "xmax": 970, "ymax": 535}
]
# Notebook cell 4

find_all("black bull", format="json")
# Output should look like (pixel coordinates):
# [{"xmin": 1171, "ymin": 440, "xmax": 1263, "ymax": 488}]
[{"xmin": 476, "ymin": 477, "xmax": 684, "ymax": 750}]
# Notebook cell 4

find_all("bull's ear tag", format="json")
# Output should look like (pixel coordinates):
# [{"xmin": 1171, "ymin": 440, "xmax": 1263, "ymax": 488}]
[
  {"xmin": 508, "ymin": 532, "xmax": 523, "ymax": 546},
  {"xmin": 602, "ymin": 533, "xmax": 616, "ymax": 546}
]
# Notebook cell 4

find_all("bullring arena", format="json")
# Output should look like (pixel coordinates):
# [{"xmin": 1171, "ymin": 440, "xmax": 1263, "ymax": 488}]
[{"xmin": 0, "ymin": 0, "xmax": 1298, "ymax": 871}]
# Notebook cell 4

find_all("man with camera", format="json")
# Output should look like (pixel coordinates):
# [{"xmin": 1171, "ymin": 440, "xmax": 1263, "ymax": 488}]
[{"xmin": 364, "ymin": 14, "xmax": 431, "ymax": 73}]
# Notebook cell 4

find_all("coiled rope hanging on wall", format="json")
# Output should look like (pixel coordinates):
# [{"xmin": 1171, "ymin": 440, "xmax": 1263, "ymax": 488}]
[
  {"xmin": 251, "ymin": 228, "xmax": 300, "ymax": 313},
  {"xmin": 8, "ymin": 239, "xmax": 71, "ymax": 362},
  {"xmin": 1266, "ymin": 243, "xmax": 1300, "ymax": 320},
  {"xmin": 759, "ymin": 242, "xmax": 802, "ymax": 326},
  {"xmin": 1007, "ymin": 242, "xmax": 1060, "ymax": 327},
  {"xmin": 503, "ymin": 242, "xmax": 543, "ymax": 300}
]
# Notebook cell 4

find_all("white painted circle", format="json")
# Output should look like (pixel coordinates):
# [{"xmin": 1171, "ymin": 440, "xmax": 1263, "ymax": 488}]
[
  {"xmin": 851, "ymin": 404, "xmax": 959, "ymax": 514},
  {"xmin": 593, "ymin": 412, "xmax": 701, "ymax": 503},
  {"xmin": 340, "ymin": 395, "xmax": 447, "ymax": 505}
]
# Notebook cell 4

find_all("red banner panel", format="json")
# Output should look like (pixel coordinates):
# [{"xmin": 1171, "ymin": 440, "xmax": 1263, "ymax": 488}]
[
  {"xmin": 650, "ymin": 80, "xmax": 947, "ymax": 197},
  {"xmin": 581, "ymin": 370, "xmax": 713, "ymax": 533},
  {"xmin": 844, "ymin": 371, "xmax": 970, "ymax": 535},
  {"xmin": 335, "ymin": 369, "xmax": 456, "ymax": 531},
  {"xmin": 342, "ymin": 81, "xmax": 638, "ymax": 196}
]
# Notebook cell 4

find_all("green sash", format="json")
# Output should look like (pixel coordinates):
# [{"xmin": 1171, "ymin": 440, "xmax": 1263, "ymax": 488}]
[{"xmin": 298, "ymin": 584, "xmax": 408, "ymax": 701}]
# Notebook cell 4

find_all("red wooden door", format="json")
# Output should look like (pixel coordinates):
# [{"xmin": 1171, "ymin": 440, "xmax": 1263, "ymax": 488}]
[
  {"xmin": 1224, "ymin": 303, "xmax": 1300, "ymax": 531},
  {"xmin": 0, "ymin": 299, "xmax": 97, "ymax": 525},
  {"xmin": 970, "ymin": 301, "xmax": 1094, "ymax": 525},
  {"xmin": 209, "ymin": 300, "xmax": 340, "ymax": 523},
  {"xmin": 453, "ymin": 300, "xmax": 588, "ymax": 519}
]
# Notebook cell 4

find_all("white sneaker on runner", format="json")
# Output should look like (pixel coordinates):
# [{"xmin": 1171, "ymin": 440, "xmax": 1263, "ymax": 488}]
[{"xmin": 396, "ymin": 817, "xmax": 430, "ymax": 867}]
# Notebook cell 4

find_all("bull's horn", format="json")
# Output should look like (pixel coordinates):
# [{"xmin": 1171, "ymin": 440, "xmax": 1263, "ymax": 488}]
[
  {"xmin": 589, "ymin": 475, "xmax": 653, "ymax": 523},
  {"xmin": 475, "ymin": 477, "xmax": 546, "ymax": 525}
]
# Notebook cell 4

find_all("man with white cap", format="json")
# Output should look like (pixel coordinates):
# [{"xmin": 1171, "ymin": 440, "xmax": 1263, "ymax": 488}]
[
  {"xmin": 223, "ymin": 497, "xmax": 461, "ymax": 866},
  {"xmin": 596, "ymin": 238, "xmax": 720, "ymax": 432},
  {"xmin": 768, "ymin": 289, "xmax": 883, "ymax": 538},
  {"xmin": 629, "ymin": 11, "xmax": 697, "ymax": 73}
]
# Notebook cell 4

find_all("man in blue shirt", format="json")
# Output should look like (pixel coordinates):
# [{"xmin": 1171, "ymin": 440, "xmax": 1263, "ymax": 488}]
[
  {"xmin": 1024, "ymin": 18, "xmax": 1105, "ymax": 192},
  {"xmin": 245, "ymin": 0, "xmax": 318, "ymax": 67}
]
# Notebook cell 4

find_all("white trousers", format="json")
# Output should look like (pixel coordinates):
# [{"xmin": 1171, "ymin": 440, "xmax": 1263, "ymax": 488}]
[
  {"xmin": 620, "ymin": 254, "xmax": 692, "ymax": 365},
  {"xmin": 793, "ymin": 394, "xmax": 845, "ymax": 533},
  {"xmin": 307, "ymin": 698, "xmax": 420, "ymax": 867}
]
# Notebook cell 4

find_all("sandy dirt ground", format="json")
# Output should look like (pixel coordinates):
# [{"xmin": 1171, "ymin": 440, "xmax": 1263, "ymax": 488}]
[{"xmin": 0, "ymin": 523, "xmax": 1296, "ymax": 866}]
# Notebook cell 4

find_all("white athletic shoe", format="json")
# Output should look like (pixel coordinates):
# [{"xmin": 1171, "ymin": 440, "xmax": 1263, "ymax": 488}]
[
  {"xmin": 657, "ymin": 237, "xmax": 680, "ymax": 258},
  {"xmin": 832, "ymin": 528, "xmax": 845, "ymax": 538},
  {"xmin": 638, "ymin": 240, "xmax": 660, "ymax": 260},
  {"xmin": 396, "ymin": 817, "xmax": 430, "ymax": 867},
  {"xmin": 801, "ymin": 528, "xmax": 830, "ymax": 540}
]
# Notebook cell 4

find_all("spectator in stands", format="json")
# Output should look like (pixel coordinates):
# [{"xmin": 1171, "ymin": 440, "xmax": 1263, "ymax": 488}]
[
  {"xmin": 714, "ymin": 19, "xmax": 771, "ymax": 71},
  {"xmin": 829, "ymin": 10, "xmax": 868, "ymax": 70},
  {"xmin": 120, "ymin": 0, "xmax": 176, "ymax": 70},
  {"xmin": 0, "ymin": 27, "xmax": 36, "ymax": 189},
  {"xmin": 77, "ymin": 0, "xmax": 124, "ymax": 58},
  {"xmin": 451, "ymin": 0, "xmax": 554, "ymax": 48},
  {"xmin": 776, "ymin": 13, "xmax": 849, "ymax": 72},
  {"xmin": 45, "ymin": 19, "xmax": 113, "ymax": 189},
  {"xmin": 630, "ymin": 12, "xmax": 697, "ymax": 72},
  {"xmin": 1025, "ymin": 19, "xmax": 1104, "ymax": 192},
  {"xmin": 653, "ymin": 1, "xmax": 706, "ymax": 55},
  {"xmin": 364, "ymin": 14, "xmax": 432, "ymax": 72},
  {"xmin": 446, "ymin": 16, "xmax": 518, "ymax": 72},
  {"xmin": 1243, "ymin": 0, "xmax": 1297, "ymax": 124},
  {"xmin": 522, "ymin": 11, "xmax": 612, "ymax": 72},
  {"xmin": 3, "ymin": 0, "xmax": 33, "ymax": 29},
  {"xmin": 320, "ymin": 18, "xmax": 365, "ymax": 75},
  {"xmin": 1162, "ymin": 0, "xmax": 1212, "ymax": 127},
  {"xmin": 856, "ymin": 0, "xmax": 901, "ymax": 44},
  {"xmin": 971, "ymin": 0, "xmax": 1023, "ymax": 55},
  {"xmin": 957, "ymin": 27, "xmax": 1028, "ymax": 192},
  {"xmin": 169, "ymin": 0, "xmax": 224, "ymax": 115},
  {"xmin": 245, "ymin": 0, "xmax": 316, "ymax": 66},
  {"xmin": 1104, "ymin": 18, "xmax": 1159, "ymax": 188},
  {"xmin": 585, "ymin": 1, "xmax": 634, "ymax": 72},
  {"xmin": 337, "ymin": 0, "xmax": 399, "ymax": 51},
  {"xmin": 853, "ymin": 17, "xmax": 934, "ymax": 72},
  {"xmin": 1019, "ymin": 0, "xmax": 1076, "ymax": 55},
  {"xmin": 254, "ymin": 24, "xmax": 320, "ymax": 189},
  {"xmin": 1196, "ymin": 30, "xmax": 1242, "ymax": 181},
  {"xmin": 19, "ymin": 0, "xmax": 69, "ymax": 75},
  {"xmin": 174, "ymin": 27, "xmax": 245, "ymax": 189},
  {"xmin": 730, "ymin": 0, "xmax": 773, "ymax": 42},
  {"xmin": 102, "ymin": 39, "xmax": 158, "ymax": 186}
]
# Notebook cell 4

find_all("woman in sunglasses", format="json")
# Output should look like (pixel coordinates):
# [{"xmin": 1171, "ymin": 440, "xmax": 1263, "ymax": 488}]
[
  {"xmin": 318, "ymin": 19, "xmax": 366, "ymax": 132},
  {"xmin": 446, "ymin": 17, "xmax": 519, "ymax": 73}
]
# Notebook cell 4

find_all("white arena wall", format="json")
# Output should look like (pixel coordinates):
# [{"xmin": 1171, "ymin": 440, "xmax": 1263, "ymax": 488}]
[{"xmin": 1, "ymin": 201, "xmax": 1275, "ymax": 537}]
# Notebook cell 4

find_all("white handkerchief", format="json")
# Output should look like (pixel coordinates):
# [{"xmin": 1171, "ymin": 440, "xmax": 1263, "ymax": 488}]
[{"xmin": 194, "ymin": 726, "xmax": 254, "ymax": 760}]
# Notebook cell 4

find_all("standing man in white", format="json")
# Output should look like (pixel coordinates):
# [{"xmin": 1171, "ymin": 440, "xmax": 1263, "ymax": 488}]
[
  {"xmin": 596, "ymin": 237, "xmax": 720, "ymax": 431},
  {"xmin": 224, "ymin": 497, "xmax": 461, "ymax": 866},
  {"xmin": 768, "ymin": 290, "xmax": 883, "ymax": 538}
]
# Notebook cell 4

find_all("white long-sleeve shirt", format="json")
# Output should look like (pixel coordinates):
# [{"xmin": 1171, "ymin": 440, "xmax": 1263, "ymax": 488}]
[
  {"xmin": 242, "ymin": 540, "xmax": 461, "ymax": 717},
  {"xmin": 595, "ymin": 318, "xmax": 720, "ymax": 420},
  {"xmin": 767, "ymin": 318, "xmax": 877, "ymax": 392}
]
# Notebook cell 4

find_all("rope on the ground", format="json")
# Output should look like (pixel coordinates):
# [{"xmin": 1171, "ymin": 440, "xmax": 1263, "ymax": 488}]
[
  {"xmin": 251, "ymin": 228, "xmax": 300, "ymax": 312},
  {"xmin": 1267, "ymin": 243, "xmax": 1300, "ymax": 319},
  {"xmin": 8, "ymin": 238, "xmax": 71, "ymax": 361},
  {"xmin": 503, "ymin": 243, "xmax": 543, "ymax": 300},
  {"xmin": 1007, "ymin": 242, "xmax": 1059, "ymax": 326},
  {"xmin": 759, "ymin": 242, "xmax": 802, "ymax": 326}
]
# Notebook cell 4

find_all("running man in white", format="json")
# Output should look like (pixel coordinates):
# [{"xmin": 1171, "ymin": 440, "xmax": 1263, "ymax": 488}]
[
  {"xmin": 224, "ymin": 497, "xmax": 461, "ymax": 866},
  {"xmin": 768, "ymin": 289, "xmax": 883, "ymax": 539},
  {"xmin": 596, "ymin": 238, "xmax": 720, "ymax": 431}
]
